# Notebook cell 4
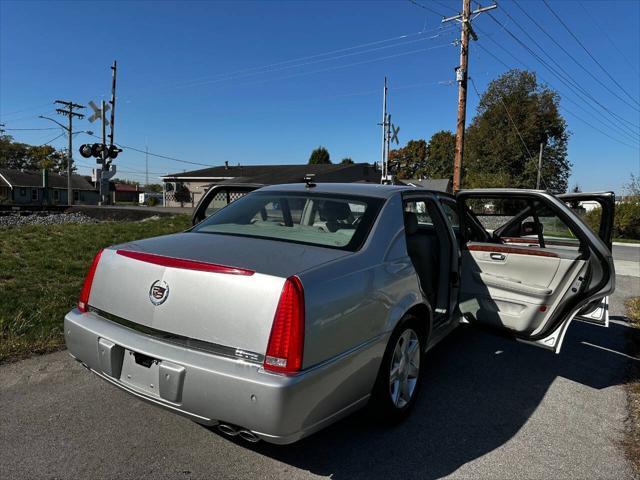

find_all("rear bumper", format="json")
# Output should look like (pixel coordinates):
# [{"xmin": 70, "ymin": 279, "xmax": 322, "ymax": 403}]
[{"xmin": 64, "ymin": 309, "xmax": 384, "ymax": 444}]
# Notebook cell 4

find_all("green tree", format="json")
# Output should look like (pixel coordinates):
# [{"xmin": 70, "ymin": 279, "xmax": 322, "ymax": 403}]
[
  {"xmin": 465, "ymin": 69, "xmax": 571, "ymax": 192},
  {"xmin": 340, "ymin": 157, "xmax": 354, "ymax": 165},
  {"xmin": 0, "ymin": 134, "xmax": 70, "ymax": 172},
  {"xmin": 388, "ymin": 139, "xmax": 428, "ymax": 179},
  {"xmin": 425, "ymin": 130, "xmax": 455, "ymax": 179},
  {"xmin": 144, "ymin": 183, "xmax": 163, "ymax": 193},
  {"xmin": 308, "ymin": 146, "xmax": 331, "ymax": 165}
]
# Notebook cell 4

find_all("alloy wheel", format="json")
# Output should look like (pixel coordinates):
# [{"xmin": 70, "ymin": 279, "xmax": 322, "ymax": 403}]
[{"xmin": 389, "ymin": 328, "xmax": 420, "ymax": 408}]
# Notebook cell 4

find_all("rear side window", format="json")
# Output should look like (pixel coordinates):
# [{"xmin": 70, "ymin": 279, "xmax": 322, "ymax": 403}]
[
  {"xmin": 192, "ymin": 191, "xmax": 383, "ymax": 251},
  {"xmin": 465, "ymin": 196, "xmax": 583, "ymax": 250}
]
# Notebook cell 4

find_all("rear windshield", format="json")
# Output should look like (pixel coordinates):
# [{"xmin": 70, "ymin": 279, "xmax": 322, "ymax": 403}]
[{"xmin": 192, "ymin": 191, "xmax": 383, "ymax": 251}]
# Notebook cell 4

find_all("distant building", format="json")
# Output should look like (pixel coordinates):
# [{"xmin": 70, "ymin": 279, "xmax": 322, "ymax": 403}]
[
  {"xmin": 111, "ymin": 182, "xmax": 140, "ymax": 204},
  {"xmin": 0, "ymin": 168, "xmax": 99, "ymax": 206},
  {"xmin": 161, "ymin": 162, "xmax": 381, "ymax": 207}
]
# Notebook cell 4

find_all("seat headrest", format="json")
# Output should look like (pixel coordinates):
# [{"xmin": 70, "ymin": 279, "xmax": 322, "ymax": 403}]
[
  {"xmin": 404, "ymin": 211, "xmax": 418, "ymax": 235},
  {"xmin": 320, "ymin": 201, "xmax": 352, "ymax": 221}
]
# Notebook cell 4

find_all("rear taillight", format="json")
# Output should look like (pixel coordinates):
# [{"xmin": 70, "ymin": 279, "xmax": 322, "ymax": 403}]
[
  {"xmin": 264, "ymin": 276, "xmax": 305, "ymax": 374},
  {"xmin": 78, "ymin": 249, "xmax": 104, "ymax": 313}
]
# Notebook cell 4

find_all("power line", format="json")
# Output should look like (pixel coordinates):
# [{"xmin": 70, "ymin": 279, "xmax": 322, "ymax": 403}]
[
  {"xmin": 0, "ymin": 102, "xmax": 53, "ymax": 119},
  {"xmin": 407, "ymin": 0, "xmax": 448, "ymax": 17},
  {"xmin": 163, "ymin": 24, "xmax": 455, "ymax": 91},
  {"xmin": 170, "ymin": 29, "xmax": 456, "ymax": 91},
  {"xmin": 542, "ymin": 0, "xmax": 640, "ymax": 109},
  {"xmin": 482, "ymin": 14, "xmax": 639, "ymax": 138},
  {"xmin": 194, "ymin": 41, "xmax": 455, "ymax": 92},
  {"xmin": 474, "ymin": 42, "xmax": 640, "ymax": 150},
  {"xmin": 432, "ymin": 0, "xmax": 459, "ymax": 14},
  {"xmin": 86, "ymin": 133, "xmax": 212, "ymax": 167},
  {"xmin": 510, "ymin": 0, "xmax": 639, "ymax": 113},
  {"xmin": 473, "ymin": 34, "xmax": 635, "ymax": 144},
  {"xmin": 4, "ymin": 127, "xmax": 60, "ymax": 131},
  {"xmin": 498, "ymin": 3, "xmax": 640, "ymax": 141},
  {"xmin": 40, "ymin": 132, "xmax": 66, "ymax": 146},
  {"xmin": 578, "ymin": 0, "xmax": 639, "ymax": 75}
]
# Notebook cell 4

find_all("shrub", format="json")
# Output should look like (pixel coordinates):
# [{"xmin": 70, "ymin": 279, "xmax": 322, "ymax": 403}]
[
  {"xmin": 584, "ymin": 200, "xmax": 640, "ymax": 240},
  {"xmin": 146, "ymin": 196, "xmax": 159, "ymax": 207},
  {"xmin": 615, "ymin": 200, "xmax": 640, "ymax": 239}
]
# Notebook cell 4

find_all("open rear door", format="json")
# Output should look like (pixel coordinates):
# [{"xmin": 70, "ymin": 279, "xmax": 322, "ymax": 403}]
[
  {"xmin": 558, "ymin": 192, "xmax": 615, "ymax": 327},
  {"xmin": 192, "ymin": 183, "xmax": 263, "ymax": 225},
  {"xmin": 457, "ymin": 189, "xmax": 615, "ymax": 353}
]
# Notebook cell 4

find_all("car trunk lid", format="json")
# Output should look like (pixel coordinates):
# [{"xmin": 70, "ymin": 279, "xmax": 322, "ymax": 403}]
[{"xmin": 87, "ymin": 232, "xmax": 349, "ymax": 354}]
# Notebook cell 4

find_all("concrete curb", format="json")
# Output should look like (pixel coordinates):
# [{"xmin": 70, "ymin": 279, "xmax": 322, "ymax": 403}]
[{"xmin": 612, "ymin": 242, "xmax": 640, "ymax": 248}]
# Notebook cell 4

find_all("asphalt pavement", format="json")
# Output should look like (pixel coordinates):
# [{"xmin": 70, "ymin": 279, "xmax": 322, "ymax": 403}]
[{"xmin": 1, "ymin": 274, "xmax": 638, "ymax": 479}]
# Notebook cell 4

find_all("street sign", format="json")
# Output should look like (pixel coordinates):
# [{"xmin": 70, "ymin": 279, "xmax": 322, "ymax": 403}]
[
  {"xmin": 390, "ymin": 124, "xmax": 400, "ymax": 144},
  {"xmin": 88, "ymin": 100, "xmax": 110, "ymax": 124}
]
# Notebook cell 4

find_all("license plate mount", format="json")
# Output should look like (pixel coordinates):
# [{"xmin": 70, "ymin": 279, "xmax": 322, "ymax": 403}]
[{"xmin": 120, "ymin": 349, "xmax": 161, "ymax": 397}]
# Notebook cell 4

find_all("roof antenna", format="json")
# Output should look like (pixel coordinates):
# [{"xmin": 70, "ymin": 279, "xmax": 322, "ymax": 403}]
[{"xmin": 304, "ymin": 174, "xmax": 316, "ymax": 188}]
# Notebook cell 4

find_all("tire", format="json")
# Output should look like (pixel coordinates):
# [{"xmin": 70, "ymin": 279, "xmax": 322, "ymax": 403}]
[{"xmin": 369, "ymin": 315, "xmax": 425, "ymax": 422}]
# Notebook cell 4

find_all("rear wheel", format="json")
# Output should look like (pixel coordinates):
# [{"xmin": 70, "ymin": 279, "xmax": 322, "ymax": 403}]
[{"xmin": 369, "ymin": 316, "xmax": 424, "ymax": 421}]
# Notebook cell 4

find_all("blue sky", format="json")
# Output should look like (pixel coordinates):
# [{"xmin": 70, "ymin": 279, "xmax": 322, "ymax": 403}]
[{"xmin": 1, "ymin": 0, "xmax": 638, "ymax": 192}]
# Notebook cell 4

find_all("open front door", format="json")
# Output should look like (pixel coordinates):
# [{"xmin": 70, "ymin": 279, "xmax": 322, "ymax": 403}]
[{"xmin": 457, "ymin": 189, "xmax": 615, "ymax": 353}]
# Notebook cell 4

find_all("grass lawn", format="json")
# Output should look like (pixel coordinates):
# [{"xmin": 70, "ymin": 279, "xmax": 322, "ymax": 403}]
[
  {"xmin": 624, "ymin": 297, "xmax": 640, "ymax": 474},
  {"xmin": 0, "ymin": 215, "xmax": 191, "ymax": 363}
]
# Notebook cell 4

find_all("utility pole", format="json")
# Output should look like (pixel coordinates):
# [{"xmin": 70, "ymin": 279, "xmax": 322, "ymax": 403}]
[
  {"xmin": 145, "ymin": 141, "xmax": 149, "ymax": 187},
  {"xmin": 380, "ymin": 77, "xmax": 388, "ymax": 183},
  {"xmin": 54, "ymin": 100, "xmax": 85, "ymax": 205},
  {"xmin": 443, "ymin": 1, "xmax": 497, "ymax": 192},
  {"xmin": 99, "ymin": 100, "xmax": 108, "ymax": 204},
  {"xmin": 384, "ymin": 113, "xmax": 391, "ymax": 183},
  {"xmin": 536, "ymin": 142, "xmax": 544, "ymax": 189},
  {"xmin": 109, "ymin": 60, "xmax": 117, "ymax": 148}
]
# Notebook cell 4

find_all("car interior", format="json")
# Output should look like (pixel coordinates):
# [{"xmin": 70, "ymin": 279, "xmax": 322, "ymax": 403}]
[
  {"xmin": 457, "ymin": 195, "xmax": 596, "ymax": 336},
  {"xmin": 403, "ymin": 198, "xmax": 453, "ymax": 319}
]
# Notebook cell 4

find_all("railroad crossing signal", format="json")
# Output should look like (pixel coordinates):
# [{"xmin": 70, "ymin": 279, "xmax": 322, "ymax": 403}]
[
  {"xmin": 390, "ymin": 124, "xmax": 400, "ymax": 145},
  {"xmin": 79, "ymin": 143, "xmax": 122, "ymax": 160},
  {"xmin": 88, "ymin": 100, "xmax": 110, "ymax": 124}
]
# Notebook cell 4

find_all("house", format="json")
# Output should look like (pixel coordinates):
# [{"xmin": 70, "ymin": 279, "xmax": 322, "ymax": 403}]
[
  {"xmin": 111, "ymin": 182, "xmax": 140, "ymax": 204},
  {"xmin": 161, "ymin": 162, "xmax": 381, "ymax": 207},
  {"xmin": 0, "ymin": 168, "xmax": 99, "ymax": 206}
]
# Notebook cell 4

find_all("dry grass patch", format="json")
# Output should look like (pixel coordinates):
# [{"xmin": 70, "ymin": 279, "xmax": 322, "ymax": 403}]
[{"xmin": 624, "ymin": 297, "xmax": 640, "ymax": 474}]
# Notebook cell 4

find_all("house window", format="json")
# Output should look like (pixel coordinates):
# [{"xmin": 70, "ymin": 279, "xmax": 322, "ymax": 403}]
[
  {"xmin": 31, "ymin": 189, "xmax": 38, "ymax": 201},
  {"xmin": 54, "ymin": 190, "xmax": 60, "ymax": 202},
  {"xmin": 74, "ymin": 191, "xmax": 79, "ymax": 202},
  {"xmin": 20, "ymin": 187, "xmax": 26, "ymax": 196}
]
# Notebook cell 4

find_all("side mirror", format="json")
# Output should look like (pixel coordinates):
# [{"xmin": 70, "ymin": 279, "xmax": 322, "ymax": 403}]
[{"xmin": 522, "ymin": 221, "xmax": 543, "ymax": 236}]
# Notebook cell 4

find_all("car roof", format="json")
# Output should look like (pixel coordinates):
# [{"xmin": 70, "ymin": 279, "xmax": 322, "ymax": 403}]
[{"xmin": 258, "ymin": 182, "xmax": 452, "ymax": 199}]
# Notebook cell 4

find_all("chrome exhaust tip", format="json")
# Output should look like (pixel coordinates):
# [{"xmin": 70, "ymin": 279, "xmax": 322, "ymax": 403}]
[
  {"xmin": 218, "ymin": 424, "xmax": 239, "ymax": 436},
  {"xmin": 238, "ymin": 429, "xmax": 260, "ymax": 443}
]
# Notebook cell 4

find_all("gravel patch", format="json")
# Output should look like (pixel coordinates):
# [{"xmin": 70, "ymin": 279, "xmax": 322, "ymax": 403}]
[{"xmin": 0, "ymin": 212, "xmax": 99, "ymax": 227}]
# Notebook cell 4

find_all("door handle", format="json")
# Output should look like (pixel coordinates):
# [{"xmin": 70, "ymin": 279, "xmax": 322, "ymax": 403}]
[{"xmin": 490, "ymin": 253, "xmax": 506, "ymax": 261}]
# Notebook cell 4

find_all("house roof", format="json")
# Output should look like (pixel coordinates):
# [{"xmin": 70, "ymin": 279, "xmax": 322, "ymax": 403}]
[
  {"xmin": 114, "ymin": 183, "xmax": 139, "ymax": 192},
  {"xmin": 0, "ymin": 168, "xmax": 96, "ymax": 190},
  {"xmin": 162, "ymin": 163, "xmax": 381, "ymax": 184}
]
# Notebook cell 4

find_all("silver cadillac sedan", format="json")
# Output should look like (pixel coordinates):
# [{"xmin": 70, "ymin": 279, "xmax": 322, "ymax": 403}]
[{"xmin": 65, "ymin": 183, "xmax": 615, "ymax": 444}]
